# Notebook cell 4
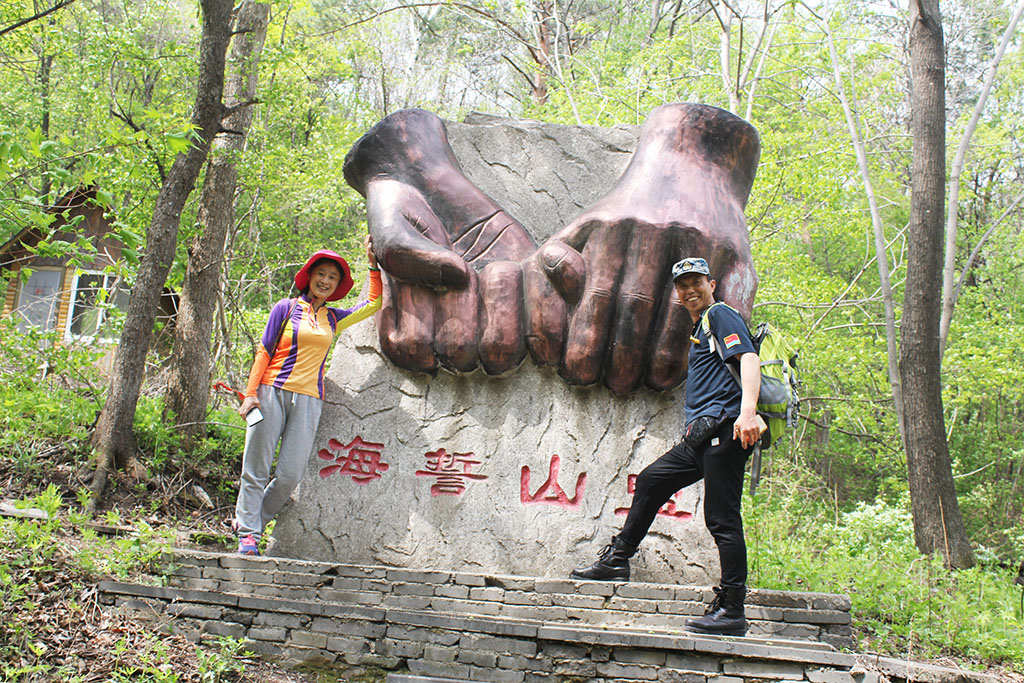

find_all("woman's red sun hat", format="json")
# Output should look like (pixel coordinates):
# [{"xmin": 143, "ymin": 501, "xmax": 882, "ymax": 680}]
[{"xmin": 294, "ymin": 249, "xmax": 353, "ymax": 301}]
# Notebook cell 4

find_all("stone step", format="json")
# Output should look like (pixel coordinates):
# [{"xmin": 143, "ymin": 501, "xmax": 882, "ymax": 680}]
[
  {"xmin": 99, "ymin": 549, "xmax": 1002, "ymax": 683},
  {"xmin": 99, "ymin": 580, "xmax": 862, "ymax": 681},
  {"xmin": 159, "ymin": 549, "xmax": 853, "ymax": 648}
]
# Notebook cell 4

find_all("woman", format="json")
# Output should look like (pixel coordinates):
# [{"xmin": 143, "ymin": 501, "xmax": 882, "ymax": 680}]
[{"xmin": 233, "ymin": 236, "xmax": 381, "ymax": 555}]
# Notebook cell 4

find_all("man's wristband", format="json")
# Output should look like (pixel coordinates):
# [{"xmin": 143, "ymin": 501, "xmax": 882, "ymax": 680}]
[{"xmin": 368, "ymin": 266, "xmax": 380, "ymax": 272}]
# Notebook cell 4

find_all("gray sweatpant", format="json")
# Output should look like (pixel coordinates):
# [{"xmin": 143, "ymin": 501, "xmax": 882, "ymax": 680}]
[{"xmin": 234, "ymin": 384, "xmax": 323, "ymax": 539}]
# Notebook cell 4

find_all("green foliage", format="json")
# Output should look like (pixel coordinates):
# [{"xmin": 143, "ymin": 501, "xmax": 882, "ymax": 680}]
[
  {"xmin": 106, "ymin": 634, "xmax": 184, "ymax": 683},
  {"xmin": 196, "ymin": 636, "xmax": 252, "ymax": 683},
  {"xmin": 134, "ymin": 394, "xmax": 184, "ymax": 471},
  {"xmin": 72, "ymin": 517, "xmax": 175, "ymax": 580},
  {"xmin": 134, "ymin": 393, "xmax": 246, "ymax": 486},
  {"xmin": 748, "ymin": 470, "xmax": 1024, "ymax": 667},
  {"xmin": 0, "ymin": 489, "xmax": 63, "ymax": 680},
  {"xmin": 0, "ymin": 318, "xmax": 101, "ymax": 483}
]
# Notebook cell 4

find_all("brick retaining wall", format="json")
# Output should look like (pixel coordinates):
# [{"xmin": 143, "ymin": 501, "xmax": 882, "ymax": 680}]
[{"xmin": 97, "ymin": 549, "xmax": 998, "ymax": 683}]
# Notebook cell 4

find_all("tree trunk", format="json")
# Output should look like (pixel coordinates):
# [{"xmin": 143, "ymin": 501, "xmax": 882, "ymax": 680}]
[
  {"xmin": 647, "ymin": 0, "xmax": 661, "ymax": 42},
  {"xmin": 902, "ymin": 0, "xmax": 974, "ymax": 569},
  {"xmin": 88, "ymin": 0, "xmax": 234, "ymax": 512},
  {"xmin": 36, "ymin": 0, "xmax": 53, "ymax": 197},
  {"xmin": 531, "ymin": 1, "xmax": 552, "ymax": 104},
  {"xmin": 716, "ymin": 0, "xmax": 739, "ymax": 112},
  {"xmin": 164, "ymin": 1, "xmax": 270, "ymax": 444}
]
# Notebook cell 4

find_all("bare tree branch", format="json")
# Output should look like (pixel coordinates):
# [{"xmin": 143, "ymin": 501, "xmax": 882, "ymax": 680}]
[
  {"xmin": 0, "ymin": 0, "xmax": 78, "ymax": 37},
  {"xmin": 951, "ymin": 187, "xmax": 1024, "ymax": 307},
  {"xmin": 813, "ymin": 1, "xmax": 904, "ymax": 443},
  {"xmin": 939, "ymin": 0, "xmax": 1024, "ymax": 356}
]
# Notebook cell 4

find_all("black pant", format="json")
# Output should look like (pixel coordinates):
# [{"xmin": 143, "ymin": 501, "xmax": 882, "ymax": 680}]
[{"xmin": 618, "ymin": 417, "xmax": 751, "ymax": 588}]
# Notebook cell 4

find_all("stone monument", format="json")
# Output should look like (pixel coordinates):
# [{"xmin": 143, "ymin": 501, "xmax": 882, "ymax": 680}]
[{"xmin": 270, "ymin": 105, "xmax": 761, "ymax": 586}]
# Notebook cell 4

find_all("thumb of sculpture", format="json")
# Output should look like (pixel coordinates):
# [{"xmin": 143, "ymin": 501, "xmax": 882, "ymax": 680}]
[{"xmin": 538, "ymin": 241, "xmax": 586, "ymax": 305}]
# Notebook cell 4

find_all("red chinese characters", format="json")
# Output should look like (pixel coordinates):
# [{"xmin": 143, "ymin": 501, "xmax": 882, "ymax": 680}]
[
  {"xmin": 317, "ymin": 436, "xmax": 389, "ymax": 484},
  {"xmin": 415, "ymin": 448, "xmax": 488, "ymax": 496},
  {"xmin": 521, "ymin": 454, "xmax": 586, "ymax": 508},
  {"xmin": 614, "ymin": 474, "xmax": 694, "ymax": 520}
]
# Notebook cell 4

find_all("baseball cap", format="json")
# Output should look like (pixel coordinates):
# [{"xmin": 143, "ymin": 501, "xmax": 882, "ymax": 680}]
[{"xmin": 672, "ymin": 257, "xmax": 710, "ymax": 280}]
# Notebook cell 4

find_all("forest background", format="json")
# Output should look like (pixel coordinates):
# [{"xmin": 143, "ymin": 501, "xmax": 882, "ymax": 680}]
[{"xmin": 1, "ymin": 0, "xmax": 1023, "ymax": 680}]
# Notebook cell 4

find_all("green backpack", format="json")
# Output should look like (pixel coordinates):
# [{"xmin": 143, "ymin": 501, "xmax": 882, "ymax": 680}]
[
  {"xmin": 746, "ymin": 321, "xmax": 800, "ymax": 448},
  {"xmin": 704, "ymin": 304, "xmax": 800, "ymax": 491}
]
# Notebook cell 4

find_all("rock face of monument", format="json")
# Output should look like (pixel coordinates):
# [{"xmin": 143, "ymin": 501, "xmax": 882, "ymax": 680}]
[
  {"xmin": 446, "ymin": 112, "xmax": 639, "ymax": 242},
  {"xmin": 270, "ymin": 114, "xmax": 721, "ymax": 585}
]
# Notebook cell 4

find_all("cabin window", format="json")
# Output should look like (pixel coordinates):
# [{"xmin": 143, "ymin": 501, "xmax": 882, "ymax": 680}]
[
  {"xmin": 15, "ymin": 268, "xmax": 62, "ymax": 333},
  {"xmin": 65, "ymin": 271, "xmax": 128, "ymax": 341}
]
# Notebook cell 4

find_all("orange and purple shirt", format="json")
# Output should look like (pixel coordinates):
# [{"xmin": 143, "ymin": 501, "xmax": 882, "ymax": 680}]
[{"xmin": 245, "ymin": 271, "xmax": 382, "ymax": 400}]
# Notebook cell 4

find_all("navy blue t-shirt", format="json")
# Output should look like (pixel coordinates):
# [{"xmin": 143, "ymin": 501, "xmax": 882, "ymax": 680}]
[{"xmin": 684, "ymin": 302, "xmax": 757, "ymax": 425}]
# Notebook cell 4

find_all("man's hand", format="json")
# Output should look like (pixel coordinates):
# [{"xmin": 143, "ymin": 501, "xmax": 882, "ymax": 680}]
[
  {"xmin": 530, "ymin": 103, "xmax": 761, "ymax": 394},
  {"xmin": 733, "ymin": 351, "xmax": 763, "ymax": 448},
  {"xmin": 733, "ymin": 412, "xmax": 764, "ymax": 449}
]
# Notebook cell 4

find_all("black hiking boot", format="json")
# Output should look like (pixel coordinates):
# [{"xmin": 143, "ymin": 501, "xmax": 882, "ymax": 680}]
[
  {"xmin": 569, "ymin": 536, "xmax": 637, "ymax": 581},
  {"xmin": 685, "ymin": 585, "xmax": 747, "ymax": 636}
]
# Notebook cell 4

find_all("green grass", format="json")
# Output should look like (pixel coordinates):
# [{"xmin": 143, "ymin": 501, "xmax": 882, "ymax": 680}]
[{"xmin": 747, "ymin": 461, "xmax": 1024, "ymax": 669}]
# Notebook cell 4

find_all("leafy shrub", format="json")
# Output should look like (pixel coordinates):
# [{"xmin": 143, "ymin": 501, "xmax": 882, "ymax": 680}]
[
  {"xmin": 749, "ymin": 475, "xmax": 1024, "ymax": 668},
  {"xmin": 0, "ymin": 319, "xmax": 101, "ymax": 484},
  {"xmin": 196, "ymin": 636, "xmax": 251, "ymax": 683},
  {"xmin": 133, "ymin": 393, "xmax": 245, "ymax": 491},
  {"xmin": 72, "ymin": 517, "xmax": 175, "ymax": 580}
]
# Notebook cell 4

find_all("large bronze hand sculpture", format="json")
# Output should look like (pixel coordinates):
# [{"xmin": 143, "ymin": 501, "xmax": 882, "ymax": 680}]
[
  {"xmin": 343, "ymin": 104, "xmax": 759, "ymax": 395},
  {"xmin": 343, "ymin": 109, "xmax": 563, "ymax": 376},
  {"xmin": 533, "ymin": 103, "xmax": 760, "ymax": 394}
]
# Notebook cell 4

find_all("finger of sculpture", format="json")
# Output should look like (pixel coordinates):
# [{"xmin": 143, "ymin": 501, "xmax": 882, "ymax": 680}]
[
  {"xmin": 538, "ymin": 240, "xmax": 586, "ymax": 305},
  {"xmin": 602, "ymin": 223, "xmax": 673, "ymax": 396},
  {"xmin": 366, "ymin": 180, "xmax": 471, "ymax": 288},
  {"xmin": 559, "ymin": 222, "xmax": 629, "ymax": 386},
  {"xmin": 434, "ymin": 268, "xmax": 480, "ymax": 372},
  {"xmin": 522, "ymin": 257, "xmax": 567, "ymax": 368},
  {"xmin": 478, "ymin": 260, "xmax": 527, "ymax": 375},
  {"xmin": 378, "ymin": 274, "xmax": 438, "ymax": 374},
  {"xmin": 645, "ymin": 283, "xmax": 693, "ymax": 392}
]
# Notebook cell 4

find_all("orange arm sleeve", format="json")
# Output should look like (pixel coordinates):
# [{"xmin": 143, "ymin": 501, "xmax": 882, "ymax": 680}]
[
  {"xmin": 369, "ymin": 269, "xmax": 382, "ymax": 299},
  {"xmin": 244, "ymin": 345, "xmax": 271, "ymax": 398}
]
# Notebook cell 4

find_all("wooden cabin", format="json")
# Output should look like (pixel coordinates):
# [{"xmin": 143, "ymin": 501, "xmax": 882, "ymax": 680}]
[{"xmin": 1, "ymin": 186, "xmax": 177, "ymax": 345}]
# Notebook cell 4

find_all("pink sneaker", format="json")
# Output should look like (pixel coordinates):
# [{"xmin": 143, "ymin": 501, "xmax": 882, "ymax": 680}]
[{"xmin": 237, "ymin": 534, "xmax": 260, "ymax": 555}]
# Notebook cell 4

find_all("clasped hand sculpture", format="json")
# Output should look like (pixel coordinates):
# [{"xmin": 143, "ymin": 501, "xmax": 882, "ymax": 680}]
[{"xmin": 342, "ymin": 103, "xmax": 760, "ymax": 396}]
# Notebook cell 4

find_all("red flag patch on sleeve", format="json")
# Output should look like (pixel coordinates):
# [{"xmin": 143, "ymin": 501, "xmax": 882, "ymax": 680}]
[{"xmin": 724, "ymin": 333, "xmax": 741, "ymax": 349}]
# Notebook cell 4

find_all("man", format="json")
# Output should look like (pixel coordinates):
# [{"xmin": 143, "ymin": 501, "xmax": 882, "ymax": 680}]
[{"xmin": 569, "ymin": 257, "xmax": 763, "ymax": 637}]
